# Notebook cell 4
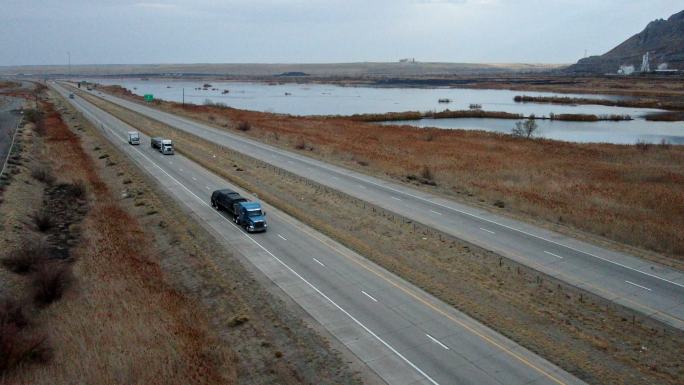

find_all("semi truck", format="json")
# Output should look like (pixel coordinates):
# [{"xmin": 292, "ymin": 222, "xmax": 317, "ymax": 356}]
[
  {"xmin": 151, "ymin": 137, "xmax": 174, "ymax": 155},
  {"xmin": 211, "ymin": 189, "xmax": 247, "ymax": 221},
  {"xmin": 235, "ymin": 202, "xmax": 267, "ymax": 233},
  {"xmin": 128, "ymin": 131, "xmax": 140, "ymax": 145},
  {"xmin": 211, "ymin": 189, "xmax": 267, "ymax": 232}
]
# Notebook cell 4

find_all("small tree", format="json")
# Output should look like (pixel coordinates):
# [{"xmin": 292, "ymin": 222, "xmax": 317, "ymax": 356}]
[{"xmin": 511, "ymin": 115, "xmax": 538, "ymax": 138}]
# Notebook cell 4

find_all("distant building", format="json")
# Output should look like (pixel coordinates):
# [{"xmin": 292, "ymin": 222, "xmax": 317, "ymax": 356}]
[
  {"xmin": 399, "ymin": 58, "xmax": 416, "ymax": 63},
  {"xmin": 640, "ymin": 52, "xmax": 651, "ymax": 72},
  {"xmin": 617, "ymin": 65, "xmax": 635, "ymax": 75}
]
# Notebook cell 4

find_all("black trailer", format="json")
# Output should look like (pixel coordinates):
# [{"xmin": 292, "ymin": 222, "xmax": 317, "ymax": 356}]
[{"xmin": 211, "ymin": 189, "xmax": 248, "ymax": 220}]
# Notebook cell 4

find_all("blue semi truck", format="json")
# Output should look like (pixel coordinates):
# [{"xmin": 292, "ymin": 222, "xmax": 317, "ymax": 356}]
[{"xmin": 211, "ymin": 189, "xmax": 267, "ymax": 233}]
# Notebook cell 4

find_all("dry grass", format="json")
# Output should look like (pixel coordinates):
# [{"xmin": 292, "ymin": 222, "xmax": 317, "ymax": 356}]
[
  {"xmin": 0, "ymin": 98, "xmax": 234, "ymax": 384},
  {"xmin": 103, "ymin": 85, "xmax": 684, "ymax": 262}
]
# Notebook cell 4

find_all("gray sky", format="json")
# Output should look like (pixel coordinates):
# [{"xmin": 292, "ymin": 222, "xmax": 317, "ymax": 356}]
[{"xmin": 1, "ymin": 0, "xmax": 682, "ymax": 66}]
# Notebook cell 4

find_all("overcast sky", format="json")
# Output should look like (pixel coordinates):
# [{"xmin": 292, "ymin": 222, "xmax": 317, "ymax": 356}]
[{"xmin": 1, "ymin": 0, "xmax": 682, "ymax": 66}]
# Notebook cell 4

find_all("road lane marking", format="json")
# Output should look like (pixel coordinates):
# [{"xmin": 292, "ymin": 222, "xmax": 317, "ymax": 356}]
[
  {"xmin": 479, "ymin": 228, "xmax": 495, "ymax": 234},
  {"xmin": 312, "ymin": 258, "xmax": 326, "ymax": 267},
  {"xmin": 359, "ymin": 185, "xmax": 367, "ymax": 189},
  {"xmin": 625, "ymin": 281, "xmax": 652, "ymax": 292},
  {"xmin": 544, "ymin": 251, "xmax": 564, "ymax": 259},
  {"xmin": 277, "ymin": 234, "xmax": 287, "ymax": 241},
  {"xmin": 362, "ymin": 290, "xmax": 378, "ymax": 302},
  {"xmin": 67, "ymin": 99, "xmax": 440, "ymax": 385},
  {"xmin": 192, "ymin": 177, "xmax": 197, "ymax": 181},
  {"xmin": 391, "ymin": 196, "xmax": 401, "ymax": 201},
  {"xmin": 426, "ymin": 334, "xmax": 450, "ymax": 350},
  {"xmin": 206, "ymin": 186, "xmax": 210, "ymax": 190},
  {"xmin": 430, "ymin": 210, "xmax": 442, "ymax": 215}
]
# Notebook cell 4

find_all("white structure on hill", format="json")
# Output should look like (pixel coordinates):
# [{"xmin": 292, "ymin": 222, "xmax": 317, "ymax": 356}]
[
  {"xmin": 640, "ymin": 52, "xmax": 651, "ymax": 72},
  {"xmin": 618, "ymin": 65, "xmax": 635, "ymax": 75}
]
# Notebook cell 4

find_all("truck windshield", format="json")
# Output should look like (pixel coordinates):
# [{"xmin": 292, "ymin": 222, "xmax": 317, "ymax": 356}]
[{"xmin": 247, "ymin": 210, "xmax": 262, "ymax": 217}]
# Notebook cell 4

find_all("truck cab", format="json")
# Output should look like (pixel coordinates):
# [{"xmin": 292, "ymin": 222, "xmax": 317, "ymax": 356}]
[
  {"xmin": 127, "ymin": 131, "xmax": 140, "ymax": 145},
  {"xmin": 160, "ymin": 139, "xmax": 174, "ymax": 155},
  {"xmin": 235, "ymin": 202, "xmax": 267, "ymax": 232}
]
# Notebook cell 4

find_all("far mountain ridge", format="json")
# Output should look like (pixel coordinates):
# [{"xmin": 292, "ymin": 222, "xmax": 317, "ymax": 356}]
[{"xmin": 567, "ymin": 10, "xmax": 684, "ymax": 73}]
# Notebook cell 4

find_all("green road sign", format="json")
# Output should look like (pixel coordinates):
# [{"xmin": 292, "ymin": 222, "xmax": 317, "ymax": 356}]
[{"xmin": 144, "ymin": 94, "xmax": 154, "ymax": 102}]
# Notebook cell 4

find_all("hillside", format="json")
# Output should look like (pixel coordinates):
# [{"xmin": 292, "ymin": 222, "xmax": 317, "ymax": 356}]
[{"xmin": 568, "ymin": 10, "xmax": 684, "ymax": 73}]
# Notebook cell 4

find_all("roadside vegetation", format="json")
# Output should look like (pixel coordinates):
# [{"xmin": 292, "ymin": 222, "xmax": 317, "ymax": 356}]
[
  {"xmin": 341, "ymin": 109, "xmax": 632, "ymax": 122},
  {"xmin": 1, "ymin": 86, "xmax": 362, "ymax": 384},
  {"xmin": 77, "ymin": 88, "xmax": 684, "ymax": 385},
  {"xmin": 514, "ymin": 94, "xmax": 684, "ymax": 111},
  {"xmin": 100, "ymin": 85, "xmax": 684, "ymax": 264}
]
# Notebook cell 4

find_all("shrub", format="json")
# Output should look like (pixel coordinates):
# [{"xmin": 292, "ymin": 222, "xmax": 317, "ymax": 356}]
[
  {"xmin": 31, "ymin": 209, "xmax": 53, "ymax": 232},
  {"xmin": 0, "ymin": 298, "xmax": 50, "ymax": 372},
  {"xmin": 511, "ymin": 116, "xmax": 539, "ymax": 138},
  {"xmin": 22, "ymin": 109, "xmax": 42, "ymax": 124},
  {"xmin": 2, "ymin": 243, "xmax": 49, "ymax": 274},
  {"xmin": 236, "ymin": 121, "xmax": 251, "ymax": 131},
  {"xmin": 421, "ymin": 166, "xmax": 434, "ymax": 181},
  {"xmin": 30, "ymin": 167, "xmax": 55, "ymax": 185},
  {"xmin": 31, "ymin": 262, "xmax": 72, "ymax": 306},
  {"xmin": 658, "ymin": 138, "xmax": 671, "ymax": 150},
  {"xmin": 635, "ymin": 140, "xmax": 651, "ymax": 152},
  {"xmin": 228, "ymin": 314, "xmax": 249, "ymax": 327},
  {"xmin": 69, "ymin": 181, "xmax": 87, "ymax": 199}
]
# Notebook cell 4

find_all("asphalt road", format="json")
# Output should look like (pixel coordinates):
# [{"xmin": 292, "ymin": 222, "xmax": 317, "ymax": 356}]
[
  {"xmin": 0, "ymin": 95, "xmax": 24, "ymax": 177},
  {"xmin": 73, "ymin": 83, "xmax": 684, "ymax": 331},
  {"xmin": 52, "ymin": 82, "xmax": 587, "ymax": 385}
]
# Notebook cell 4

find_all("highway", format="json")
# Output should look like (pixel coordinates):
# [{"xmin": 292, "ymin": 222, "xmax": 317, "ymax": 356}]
[
  {"xmin": 74, "ymin": 84, "xmax": 684, "ymax": 331},
  {"xmin": 52, "ymin": 83, "xmax": 586, "ymax": 385}
]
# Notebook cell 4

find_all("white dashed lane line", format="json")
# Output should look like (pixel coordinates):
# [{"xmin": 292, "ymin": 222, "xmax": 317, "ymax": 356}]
[
  {"xmin": 479, "ymin": 228, "xmax": 495, "ymax": 234},
  {"xmin": 312, "ymin": 258, "xmax": 326, "ymax": 267},
  {"xmin": 361, "ymin": 290, "xmax": 378, "ymax": 303},
  {"xmin": 277, "ymin": 234, "xmax": 287, "ymax": 241},
  {"xmin": 625, "ymin": 281, "xmax": 652, "ymax": 291},
  {"xmin": 426, "ymin": 334, "xmax": 450, "ymax": 350},
  {"xmin": 544, "ymin": 251, "xmax": 564, "ymax": 259}
]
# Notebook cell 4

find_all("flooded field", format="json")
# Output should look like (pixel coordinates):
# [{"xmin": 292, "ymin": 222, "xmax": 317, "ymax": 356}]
[{"xmin": 92, "ymin": 78, "xmax": 683, "ymax": 144}]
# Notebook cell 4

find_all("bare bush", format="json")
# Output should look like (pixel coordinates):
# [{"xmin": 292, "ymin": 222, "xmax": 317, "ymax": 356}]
[
  {"xmin": 236, "ymin": 121, "xmax": 251, "ymax": 131},
  {"xmin": 30, "ymin": 167, "xmax": 55, "ymax": 185},
  {"xmin": 31, "ymin": 262, "xmax": 73, "ymax": 306},
  {"xmin": 0, "ymin": 298, "xmax": 50, "ymax": 372},
  {"xmin": 511, "ymin": 116, "xmax": 539, "ymax": 138},
  {"xmin": 635, "ymin": 140, "xmax": 651, "ymax": 152},
  {"xmin": 31, "ymin": 209, "xmax": 53, "ymax": 232},
  {"xmin": 69, "ymin": 181, "xmax": 87, "ymax": 199},
  {"xmin": 2, "ymin": 243, "xmax": 50, "ymax": 274},
  {"xmin": 421, "ymin": 166, "xmax": 434, "ymax": 181}
]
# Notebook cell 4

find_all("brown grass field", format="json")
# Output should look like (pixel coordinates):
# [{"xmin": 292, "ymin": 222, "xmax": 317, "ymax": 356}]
[
  {"xmin": 0, "ymin": 98, "xmax": 235, "ymax": 384},
  {"xmin": 103, "ymin": 85, "xmax": 684, "ymax": 264}
]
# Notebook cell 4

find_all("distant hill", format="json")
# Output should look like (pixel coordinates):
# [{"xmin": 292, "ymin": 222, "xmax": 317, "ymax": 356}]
[
  {"xmin": 0, "ymin": 62, "xmax": 563, "ymax": 78},
  {"xmin": 568, "ymin": 10, "xmax": 684, "ymax": 74}
]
